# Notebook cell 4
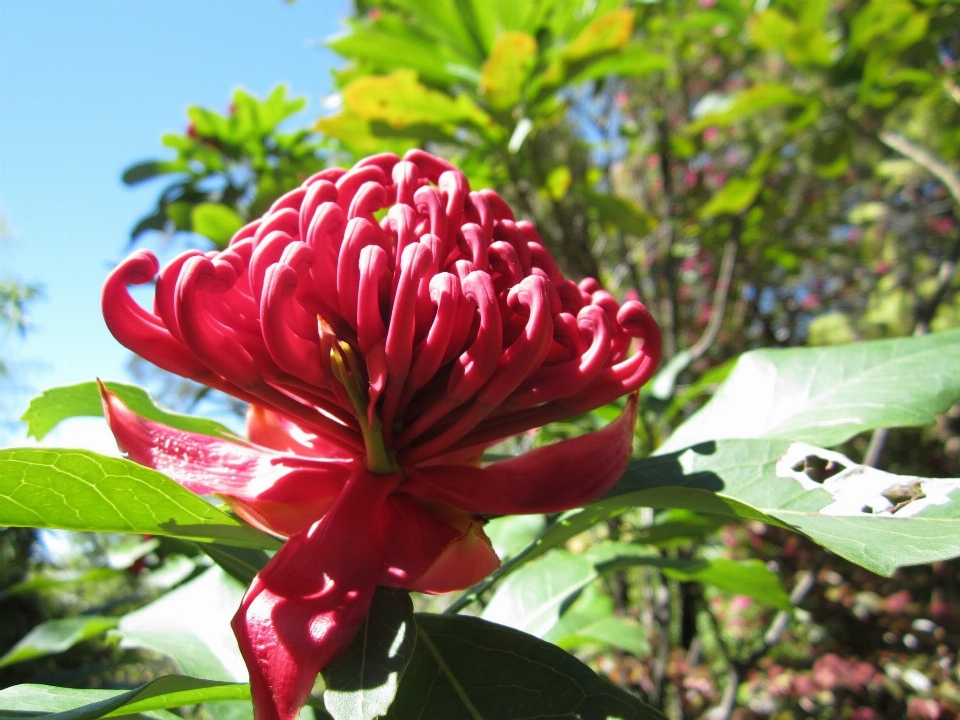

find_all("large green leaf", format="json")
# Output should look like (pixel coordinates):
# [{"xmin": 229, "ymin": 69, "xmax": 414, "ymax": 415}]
[
  {"xmin": 662, "ymin": 330, "xmax": 960, "ymax": 452},
  {"xmin": 117, "ymin": 567, "xmax": 248, "ymax": 682},
  {"xmin": 385, "ymin": 614, "xmax": 666, "ymax": 719},
  {"xmin": 0, "ymin": 617, "xmax": 119, "ymax": 669},
  {"xmin": 21, "ymin": 381, "xmax": 238, "ymax": 442},
  {"xmin": 480, "ymin": 550, "xmax": 597, "ymax": 637},
  {"xmin": 321, "ymin": 588, "xmax": 416, "ymax": 720},
  {"xmin": 606, "ymin": 440, "xmax": 960, "ymax": 575},
  {"xmin": 116, "ymin": 567, "xmax": 250, "ymax": 720},
  {"xmin": 0, "ymin": 677, "xmax": 249, "ymax": 720},
  {"xmin": 454, "ymin": 439, "xmax": 960, "ymax": 608},
  {"xmin": 0, "ymin": 448, "xmax": 278, "ymax": 549}
]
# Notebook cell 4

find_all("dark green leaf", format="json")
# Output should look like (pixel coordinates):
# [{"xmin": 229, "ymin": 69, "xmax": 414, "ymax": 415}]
[
  {"xmin": 385, "ymin": 614, "xmax": 666, "ymax": 719},
  {"xmin": 662, "ymin": 330, "xmax": 960, "ymax": 452},
  {"xmin": 121, "ymin": 161, "xmax": 184, "ymax": 186},
  {"xmin": 198, "ymin": 543, "xmax": 271, "ymax": 585},
  {"xmin": 322, "ymin": 588, "xmax": 416, "ymax": 720},
  {"xmin": 0, "ymin": 617, "xmax": 120, "ymax": 669},
  {"xmin": 21, "ymin": 381, "xmax": 238, "ymax": 442},
  {"xmin": 0, "ymin": 448, "xmax": 278, "ymax": 549}
]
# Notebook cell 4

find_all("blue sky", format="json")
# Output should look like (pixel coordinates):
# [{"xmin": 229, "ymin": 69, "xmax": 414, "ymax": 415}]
[{"xmin": 0, "ymin": 0, "xmax": 349, "ymax": 446}]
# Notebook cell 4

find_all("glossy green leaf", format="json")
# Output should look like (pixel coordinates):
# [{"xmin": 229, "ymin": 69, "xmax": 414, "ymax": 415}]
[
  {"xmin": 322, "ymin": 588, "xmax": 416, "ymax": 720},
  {"xmin": 0, "ymin": 448, "xmax": 278, "ymax": 549},
  {"xmin": 481, "ymin": 550, "xmax": 597, "ymax": 637},
  {"xmin": 662, "ymin": 330, "xmax": 960, "ymax": 452},
  {"xmin": 0, "ymin": 617, "xmax": 119, "ymax": 669},
  {"xmin": 190, "ymin": 203, "xmax": 244, "ymax": 247},
  {"xmin": 480, "ymin": 32, "xmax": 538, "ymax": 111},
  {"xmin": 699, "ymin": 178, "xmax": 762, "ymax": 218},
  {"xmin": 21, "ymin": 380, "xmax": 238, "ymax": 442},
  {"xmin": 385, "ymin": 614, "xmax": 666, "ymax": 719},
  {"xmin": 0, "ymin": 677, "xmax": 250, "ymax": 720}
]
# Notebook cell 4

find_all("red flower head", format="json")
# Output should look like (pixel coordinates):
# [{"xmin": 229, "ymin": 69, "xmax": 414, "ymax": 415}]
[{"xmin": 102, "ymin": 150, "xmax": 661, "ymax": 720}]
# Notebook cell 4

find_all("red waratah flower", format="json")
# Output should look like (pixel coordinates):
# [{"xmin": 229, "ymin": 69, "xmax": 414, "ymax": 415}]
[{"xmin": 101, "ymin": 150, "xmax": 661, "ymax": 720}]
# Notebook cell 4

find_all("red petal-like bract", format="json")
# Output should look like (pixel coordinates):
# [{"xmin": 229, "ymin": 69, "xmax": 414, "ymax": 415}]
[{"xmin": 101, "ymin": 150, "xmax": 662, "ymax": 720}]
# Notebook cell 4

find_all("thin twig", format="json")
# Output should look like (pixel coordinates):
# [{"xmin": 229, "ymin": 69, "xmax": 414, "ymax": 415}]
[
  {"xmin": 708, "ymin": 551, "xmax": 828, "ymax": 720},
  {"xmin": 879, "ymin": 131, "xmax": 960, "ymax": 208},
  {"xmin": 688, "ymin": 230, "xmax": 740, "ymax": 361}
]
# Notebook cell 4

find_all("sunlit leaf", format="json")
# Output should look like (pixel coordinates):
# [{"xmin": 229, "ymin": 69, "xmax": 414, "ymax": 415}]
[
  {"xmin": 0, "ymin": 676, "xmax": 250, "ymax": 720},
  {"xmin": 481, "ymin": 550, "xmax": 596, "ymax": 637},
  {"xmin": 191, "ymin": 203, "xmax": 244, "ymax": 248},
  {"xmin": 480, "ymin": 32, "xmax": 538, "ymax": 111},
  {"xmin": 662, "ymin": 330, "xmax": 960, "ymax": 451},
  {"xmin": 0, "ymin": 448, "xmax": 278, "ymax": 549},
  {"xmin": 21, "ymin": 380, "xmax": 238, "ymax": 442}
]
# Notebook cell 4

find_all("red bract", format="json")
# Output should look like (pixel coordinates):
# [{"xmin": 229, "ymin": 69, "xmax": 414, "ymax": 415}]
[{"xmin": 101, "ymin": 150, "xmax": 661, "ymax": 720}]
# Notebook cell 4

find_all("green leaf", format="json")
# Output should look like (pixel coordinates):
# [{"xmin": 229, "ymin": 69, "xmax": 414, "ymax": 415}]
[
  {"xmin": 566, "ymin": 43, "xmax": 669, "ymax": 84},
  {"xmin": 342, "ymin": 71, "xmax": 493, "ymax": 133},
  {"xmin": 198, "ymin": 543, "xmax": 271, "ymax": 585},
  {"xmin": 385, "ymin": 614, "xmax": 666, "ymax": 719},
  {"xmin": 662, "ymin": 330, "xmax": 960, "ymax": 452},
  {"xmin": 545, "ymin": 584, "xmax": 649, "ymax": 656},
  {"xmin": 21, "ymin": 380, "xmax": 238, "ymax": 442},
  {"xmin": 0, "ymin": 677, "xmax": 249, "ymax": 720},
  {"xmin": 327, "ymin": 19, "xmax": 473, "ymax": 86},
  {"xmin": 0, "ymin": 448, "xmax": 278, "ymax": 549},
  {"xmin": 699, "ymin": 178, "xmax": 762, "ymax": 218},
  {"xmin": 322, "ymin": 588, "xmax": 416, "ymax": 720},
  {"xmin": 588, "ymin": 543, "xmax": 792, "ymax": 610},
  {"xmin": 0, "ymin": 568, "xmax": 124, "ymax": 599},
  {"xmin": 121, "ymin": 161, "xmax": 184, "ymax": 187},
  {"xmin": 604, "ymin": 440, "xmax": 960, "ymax": 576},
  {"xmin": 561, "ymin": 9, "xmax": 634, "ymax": 64},
  {"xmin": 481, "ymin": 550, "xmax": 597, "ymax": 638},
  {"xmin": 588, "ymin": 191, "xmax": 656, "ymax": 237},
  {"xmin": 484, "ymin": 515, "xmax": 545, "ymax": 560},
  {"xmin": 190, "ymin": 203, "xmax": 244, "ymax": 247},
  {"xmin": 479, "ymin": 32, "xmax": 538, "ymax": 111},
  {"xmin": 0, "ymin": 617, "xmax": 120, "ymax": 669},
  {"xmin": 117, "ymin": 567, "xmax": 249, "ymax": 683},
  {"xmin": 633, "ymin": 509, "xmax": 726, "ymax": 548}
]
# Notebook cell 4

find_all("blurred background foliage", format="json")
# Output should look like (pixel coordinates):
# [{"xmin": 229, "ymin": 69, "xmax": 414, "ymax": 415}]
[{"xmin": 5, "ymin": 0, "xmax": 960, "ymax": 718}]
